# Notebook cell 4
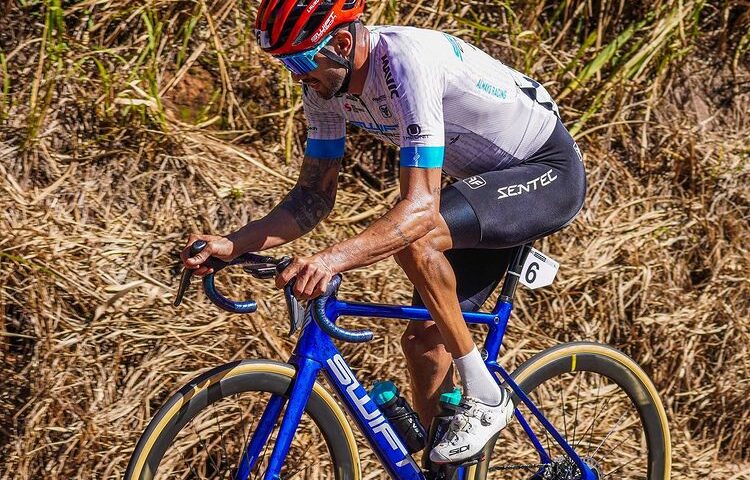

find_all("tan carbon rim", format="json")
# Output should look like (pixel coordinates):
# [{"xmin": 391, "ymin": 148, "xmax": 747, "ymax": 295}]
[
  {"xmin": 510, "ymin": 343, "xmax": 672, "ymax": 478},
  {"xmin": 128, "ymin": 362, "xmax": 361, "ymax": 480}
]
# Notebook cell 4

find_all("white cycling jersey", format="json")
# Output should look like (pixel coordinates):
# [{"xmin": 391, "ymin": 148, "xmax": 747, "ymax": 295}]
[{"xmin": 303, "ymin": 25, "xmax": 561, "ymax": 179}]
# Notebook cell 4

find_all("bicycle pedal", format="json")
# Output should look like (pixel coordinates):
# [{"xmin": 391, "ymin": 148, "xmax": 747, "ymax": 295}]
[
  {"xmin": 459, "ymin": 452, "xmax": 485, "ymax": 466},
  {"xmin": 445, "ymin": 451, "xmax": 484, "ymax": 467}
]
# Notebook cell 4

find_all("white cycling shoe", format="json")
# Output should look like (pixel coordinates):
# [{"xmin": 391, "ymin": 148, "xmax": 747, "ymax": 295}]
[{"xmin": 429, "ymin": 391, "xmax": 514, "ymax": 464}]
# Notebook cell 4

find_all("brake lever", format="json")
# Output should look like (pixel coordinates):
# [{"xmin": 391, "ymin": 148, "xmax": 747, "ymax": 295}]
[
  {"xmin": 275, "ymin": 256, "xmax": 306, "ymax": 336},
  {"xmin": 174, "ymin": 268, "xmax": 193, "ymax": 307},
  {"xmin": 284, "ymin": 282, "xmax": 306, "ymax": 336},
  {"xmin": 174, "ymin": 240, "xmax": 210, "ymax": 307}
]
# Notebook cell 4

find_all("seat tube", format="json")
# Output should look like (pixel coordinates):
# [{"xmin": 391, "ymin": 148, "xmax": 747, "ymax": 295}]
[{"xmin": 262, "ymin": 357, "xmax": 321, "ymax": 480}]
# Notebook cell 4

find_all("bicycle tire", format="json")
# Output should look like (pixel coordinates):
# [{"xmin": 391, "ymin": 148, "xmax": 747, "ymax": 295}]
[
  {"xmin": 125, "ymin": 359, "xmax": 361, "ymax": 480},
  {"xmin": 471, "ymin": 341, "xmax": 671, "ymax": 480}
]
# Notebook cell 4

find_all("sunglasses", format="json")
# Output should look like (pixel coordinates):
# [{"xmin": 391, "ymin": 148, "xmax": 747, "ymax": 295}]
[{"xmin": 274, "ymin": 34, "xmax": 334, "ymax": 75}]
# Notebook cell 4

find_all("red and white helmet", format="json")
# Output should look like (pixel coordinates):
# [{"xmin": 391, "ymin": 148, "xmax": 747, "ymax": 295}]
[{"xmin": 255, "ymin": 0, "xmax": 365, "ymax": 56}]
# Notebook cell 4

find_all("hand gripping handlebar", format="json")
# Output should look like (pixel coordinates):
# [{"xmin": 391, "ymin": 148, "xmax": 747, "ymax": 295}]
[
  {"xmin": 175, "ymin": 240, "xmax": 275, "ymax": 313},
  {"xmin": 175, "ymin": 241, "xmax": 374, "ymax": 343},
  {"xmin": 311, "ymin": 275, "xmax": 373, "ymax": 343}
]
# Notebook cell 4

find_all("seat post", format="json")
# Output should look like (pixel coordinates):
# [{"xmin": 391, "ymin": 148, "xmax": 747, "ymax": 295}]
[
  {"xmin": 486, "ymin": 242, "xmax": 534, "ymax": 359},
  {"xmin": 496, "ymin": 242, "xmax": 533, "ymax": 306}
]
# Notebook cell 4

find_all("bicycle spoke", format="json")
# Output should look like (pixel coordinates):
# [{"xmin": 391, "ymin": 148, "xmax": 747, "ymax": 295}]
[
  {"xmin": 236, "ymin": 402, "xmax": 257, "ymax": 479},
  {"xmin": 213, "ymin": 405, "xmax": 230, "ymax": 474},
  {"xmin": 488, "ymin": 365, "xmax": 654, "ymax": 480},
  {"xmin": 559, "ymin": 385, "xmax": 568, "ymax": 442},
  {"xmin": 191, "ymin": 421, "xmax": 223, "ymax": 476},
  {"xmin": 144, "ymin": 388, "xmax": 336, "ymax": 480},
  {"xmin": 176, "ymin": 442, "xmax": 204, "ymax": 479},
  {"xmin": 577, "ymin": 381, "xmax": 614, "ymax": 452},
  {"xmin": 603, "ymin": 454, "xmax": 640, "ymax": 478},
  {"xmin": 572, "ymin": 373, "xmax": 581, "ymax": 448},
  {"xmin": 601, "ymin": 413, "xmax": 638, "ymax": 458},
  {"xmin": 589, "ymin": 407, "xmax": 628, "ymax": 459},
  {"xmin": 252, "ymin": 428, "xmax": 274, "ymax": 479}
]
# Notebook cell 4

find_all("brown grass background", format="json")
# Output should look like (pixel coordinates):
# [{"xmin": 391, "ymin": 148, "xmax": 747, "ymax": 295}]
[{"xmin": 1, "ymin": 0, "xmax": 749, "ymax": 478}]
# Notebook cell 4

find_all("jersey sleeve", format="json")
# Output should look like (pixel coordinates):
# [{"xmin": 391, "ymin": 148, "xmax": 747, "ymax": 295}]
[
  {"xmin": 302, "ymin": 85, "xmax": 346, "ymax": 159},
  {"xmin": 378, "ymin": 45, "xmax": 446, "ymax": 169}
]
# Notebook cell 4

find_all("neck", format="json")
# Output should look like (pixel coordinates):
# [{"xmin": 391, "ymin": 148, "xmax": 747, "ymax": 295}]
[{"xmin": 346, "ymin": 25, "xmax": 370, "ymax": 95}]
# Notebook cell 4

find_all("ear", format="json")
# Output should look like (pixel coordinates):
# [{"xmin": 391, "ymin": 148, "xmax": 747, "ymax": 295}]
[{"xmin": 332, "ymin": 29, "xmax": 353, "ymax": 57}]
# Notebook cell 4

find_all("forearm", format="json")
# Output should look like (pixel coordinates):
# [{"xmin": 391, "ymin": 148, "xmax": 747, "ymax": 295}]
[
  {"xmin": 227, "ymin": 184, "xmax": 334, "ymax": 254},
  {"xmin": 320, "ymin": 198, "xmax": 435, "ymax": 272}
]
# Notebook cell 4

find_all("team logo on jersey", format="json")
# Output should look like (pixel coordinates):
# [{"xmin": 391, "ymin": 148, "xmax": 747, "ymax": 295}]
[
  {"xmin": 350, "ymin": 120, "xmax": 398, "ymax": 134},
  {"xmin": 381, "ymin": 55, "xmax": 400, "ymax": 98},
  {"xmin": 344, "ymin": 103, "xmax": 365, "ymax": 114},
  {"xmin": 405, "ymin": 123, "xmax": 431, "ymax": 139},
  {"xmin": 379, "ymin": 104, "xmax": 391, "ymax": 118},
  {"xmin": 442, "ymin": 33, "xmax": 464, "ymax": 61},
  {"xmin": 476, "ymin": 79, "xmax": 510, "ymax": 101},
  {"xmin": 463, "ymin": 176, "xmax": 486, "ymax": 189}
]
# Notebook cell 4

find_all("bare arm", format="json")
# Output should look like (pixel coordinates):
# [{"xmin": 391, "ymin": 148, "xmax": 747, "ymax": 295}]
[
  {"xmin": 227, "ymin": 155, "xmax": 342, "ymax": 254},
  {"xmin": 318, "ymin": 167, "xmax": 443, "ymax": 273}
]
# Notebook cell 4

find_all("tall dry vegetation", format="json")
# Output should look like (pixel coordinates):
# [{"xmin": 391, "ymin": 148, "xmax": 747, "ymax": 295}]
[{"xmin": 1, "ymin": 0, "xmax": 749, "ymax": 478}]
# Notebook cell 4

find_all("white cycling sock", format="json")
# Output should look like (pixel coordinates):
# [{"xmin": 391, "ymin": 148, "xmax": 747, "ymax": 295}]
[{"xmin": 454, "ymin": 346, "xmax": 504, "ymax": 405}]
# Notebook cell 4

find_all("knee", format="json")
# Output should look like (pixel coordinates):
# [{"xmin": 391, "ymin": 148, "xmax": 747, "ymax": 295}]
[
  {"xmin": 400, "ymin": 322, "xmax": 449, "ymax": 362},
  {"xmin": 394, "ymin": 235, "xmax": 438, "ymax": 272}
]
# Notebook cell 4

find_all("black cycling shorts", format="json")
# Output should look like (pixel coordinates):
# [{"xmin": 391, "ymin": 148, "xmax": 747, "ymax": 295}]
[{"xmin": 412, "ymin": 118, "xmax": 586, "ymax": 312}]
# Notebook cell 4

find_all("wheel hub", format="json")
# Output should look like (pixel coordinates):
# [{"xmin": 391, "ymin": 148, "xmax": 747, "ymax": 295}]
[{"xmin": 541, "ymin": 456, "xmax": 603, "ymax": 480}]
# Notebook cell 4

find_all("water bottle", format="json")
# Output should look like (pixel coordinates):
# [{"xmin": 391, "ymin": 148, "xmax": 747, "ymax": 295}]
[
  {"xmin": 423, "ymin": 387, "xmax": 462, "ymax": 472},
  {"xmin": 370, "ymin": 381, "xmax": 427, "ymax": 454}
]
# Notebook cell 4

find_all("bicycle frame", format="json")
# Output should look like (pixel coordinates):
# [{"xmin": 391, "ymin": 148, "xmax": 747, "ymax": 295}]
[{"xmin": 235, "ymin": 249, "xmax": 597, "ymax": 480}]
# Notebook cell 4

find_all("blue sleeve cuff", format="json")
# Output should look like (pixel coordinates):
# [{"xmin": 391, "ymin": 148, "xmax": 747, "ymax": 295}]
[
  {"xmin": 400, "ymin": 146, "xmax": 444, "ymax": 168},
  {"xmin": 305, "ymin": 137, "xmax": 345, "ymax": 159}
]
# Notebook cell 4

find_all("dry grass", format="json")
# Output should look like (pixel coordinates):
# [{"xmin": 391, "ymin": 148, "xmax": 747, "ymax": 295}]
[{"xmin": 1, "ymin": 0, "xmax": 749, "ymax": 478}]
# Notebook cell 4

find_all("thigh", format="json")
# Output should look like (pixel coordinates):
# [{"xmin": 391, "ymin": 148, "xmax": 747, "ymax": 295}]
[
  {"xmin": 411, "ymin": 248, "xmax": 513, "ymax": 312},
  {"xmin": 446, "ymin": 122, "xmax": 586, "ymax": 249}
]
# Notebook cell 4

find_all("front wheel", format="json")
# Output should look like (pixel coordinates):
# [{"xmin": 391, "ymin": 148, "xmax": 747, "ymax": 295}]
[
  {"xmin": 473, "ymin": 342, "xmax": 671, "ymax": 480},
  {"xmin": 125, "ymin": 359, "xmax": 361, "ymax": 480}
]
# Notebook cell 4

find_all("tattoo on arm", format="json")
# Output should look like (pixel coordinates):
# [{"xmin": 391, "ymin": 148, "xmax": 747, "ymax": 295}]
[
  {"xmin": 381, "ymin": 210, "xmax": 413, "ymax": 248},
  {"xmin": 394, "ymin": 226, "xmax": 411, "ymax": 247},
  {"xmin": 277, "ymin": 156, "xmax": 341, "ymax": 232},
  {"xmin": 280, "ymin": 187, "xmax": 335, "ymax": 232}
]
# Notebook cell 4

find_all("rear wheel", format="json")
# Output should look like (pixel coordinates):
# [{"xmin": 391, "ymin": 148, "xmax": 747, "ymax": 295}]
[
  {"xmin": 472, "ymin": 342, "xmax": 670, "ymax": 480},
  {"xmin": 125, "ymin": 360, "xmax": 360, "ymax": 480}
]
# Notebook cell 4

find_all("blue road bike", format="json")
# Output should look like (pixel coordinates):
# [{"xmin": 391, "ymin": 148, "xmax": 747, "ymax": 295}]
[{"xmin": 125, "ymin": 242, "xmax": 670, "ymax": 480}]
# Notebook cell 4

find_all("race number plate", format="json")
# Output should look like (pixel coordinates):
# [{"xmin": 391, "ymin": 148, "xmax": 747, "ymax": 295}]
[{"xmin": 519, "ymin": 248, "xmax": 559, "ymax": 289}]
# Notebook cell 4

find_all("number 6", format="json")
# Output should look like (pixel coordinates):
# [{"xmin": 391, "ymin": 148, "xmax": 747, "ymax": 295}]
[{"xmin": 525, "ymin": 262, "xmax": 539, "ymax": 284}]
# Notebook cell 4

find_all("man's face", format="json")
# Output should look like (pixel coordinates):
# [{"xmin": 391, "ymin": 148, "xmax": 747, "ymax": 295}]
[
  {"xmin": 291, "ymin": 52, "xmax": 347, "ymax": 99},
  {"xmin": 283, "ymin": 29, "xmax": 351, "ymax": 99}
]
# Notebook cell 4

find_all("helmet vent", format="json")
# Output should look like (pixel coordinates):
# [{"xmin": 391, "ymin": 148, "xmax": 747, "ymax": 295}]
[
  {"xmin": 255, "ymin": 0, "xmax": 364, "ymax": 54},
  {"xmin": 293, "ymin": 8, "xmax": 329, "ymax": 46}
]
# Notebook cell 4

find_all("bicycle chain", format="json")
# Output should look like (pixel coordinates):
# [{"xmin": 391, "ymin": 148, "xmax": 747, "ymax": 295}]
[{"xmin": 488, "ymin": 462, "xmax": 549, "ymax": 472}]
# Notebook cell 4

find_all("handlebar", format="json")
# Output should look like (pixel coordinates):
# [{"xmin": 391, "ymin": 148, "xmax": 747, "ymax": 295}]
[
  {"xmin": 312, "ymin": 275, "xmax": 374, "ymax": 343},
  {"xmin": 175, "ymin": 240, "xmax": 374, "ymax": 343}
]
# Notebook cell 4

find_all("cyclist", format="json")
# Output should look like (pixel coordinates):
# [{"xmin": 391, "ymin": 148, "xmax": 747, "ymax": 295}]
[{"xmin": 181, "ymin": 0, "xmax": 586, "ymax": 465}]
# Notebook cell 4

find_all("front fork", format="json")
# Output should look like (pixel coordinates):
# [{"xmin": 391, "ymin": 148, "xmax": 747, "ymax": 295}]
[{"xmin": 235, "ymin": 357, "xmax": 321, "ymax": 480}]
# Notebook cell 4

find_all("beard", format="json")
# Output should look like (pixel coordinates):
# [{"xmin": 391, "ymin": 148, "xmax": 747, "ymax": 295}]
[{"xmin": 317, "ymin": 67, "xmax": 347, "ymax": 99}]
